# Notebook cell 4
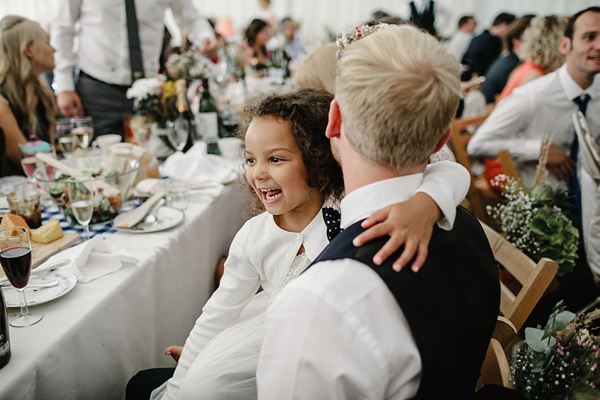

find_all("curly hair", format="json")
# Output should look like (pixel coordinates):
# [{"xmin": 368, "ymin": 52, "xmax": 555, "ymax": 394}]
[
  {"xmin": 236, "ymin": 88, "xmax": 344, "ymax": 214},
  {"xmin": 521, "ymin": 15, "xmax": 569, "ymax": 73}
]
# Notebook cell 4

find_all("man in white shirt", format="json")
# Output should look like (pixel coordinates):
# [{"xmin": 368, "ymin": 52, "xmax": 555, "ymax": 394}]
[
  {"xmin": 51, "ymin": 0, "xmax": 215, "ymax": 137},
  {"xmin": 257, "ymin": 25, "xmax": 500, "ymax": 399},
  {"xmin": 467, "ymin": 7, "xmax": 600, "ymax": 189},
  {"xmin": 446, "ymin": 15, "xmax": 476, "ymax": 63}
]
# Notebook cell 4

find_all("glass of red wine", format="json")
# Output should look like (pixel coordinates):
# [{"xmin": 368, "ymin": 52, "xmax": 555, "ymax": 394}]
[{"xmin": 0, "ymin": 227, "xmax": 42, "ymax": 327}]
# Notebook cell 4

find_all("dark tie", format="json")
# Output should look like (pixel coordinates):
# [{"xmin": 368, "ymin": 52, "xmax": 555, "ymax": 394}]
[
  {"xmin": 124, "ymin": 0, "xmax": 145, "ymax": 82},
  {"xmin": 322, "ymin": 207, "xmax": 341, "ymax": 242},
  {"xmin": 570, "ymin": 94, "xmax": 591, "ymax": 213}
]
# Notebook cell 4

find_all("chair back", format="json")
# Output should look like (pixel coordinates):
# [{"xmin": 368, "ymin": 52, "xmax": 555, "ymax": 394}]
[
  {"xmin": 477, "ymin": 316, "xmax": 517, "ymax": 390},
  {"xmin": 480, "ymin": 221, "xmax": 559, "ymax": 332},
  {"xmin": 497, "ymin": 149, "xmax": 519, "ymax": 180}
]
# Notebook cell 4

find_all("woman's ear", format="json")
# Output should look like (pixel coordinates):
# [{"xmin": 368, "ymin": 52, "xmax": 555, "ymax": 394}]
[
  {"xmin": 23, "ymin": 43, "xmax": 33, "ymax": 59},
  {"xmin": 433, "ymin": 128, "xmax": 451, "ymax": 153}
]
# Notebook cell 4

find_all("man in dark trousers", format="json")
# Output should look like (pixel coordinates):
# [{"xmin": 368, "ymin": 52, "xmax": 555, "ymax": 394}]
[
  {"xmin": 462, "ymin": 12, "xmax": 515, "ymax": 80},
  {"xmin": 257, "ymin": 24, "xmax": 500, "ymax": 399}
]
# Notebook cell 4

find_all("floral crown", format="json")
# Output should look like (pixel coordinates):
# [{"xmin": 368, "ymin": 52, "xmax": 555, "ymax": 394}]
[{"xmin": 335, "ymin": 23, "xmax": 390, "ymax": 59}]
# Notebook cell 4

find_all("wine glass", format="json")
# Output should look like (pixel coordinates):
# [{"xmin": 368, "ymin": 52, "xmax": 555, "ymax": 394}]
[
  {"xmin": 0, "ymin": 227, "xmax": 43, "ymax": 327},
  {"xmin": 67, "ymin": 178, "xmax": 95, "ymax": 241},
  {"xmin": 167, "ymin": 119, "xmax": 192, "ymax": 152},
  {"xmin": 71, "ymin": 116, "xmax": 94, "ymax": 150},
  {"xmin": 56, "ymin": 119, "xmax": 75, "ymax": 157}
]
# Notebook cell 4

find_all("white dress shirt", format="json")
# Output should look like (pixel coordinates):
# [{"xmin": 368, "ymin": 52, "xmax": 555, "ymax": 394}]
[
  {"xmin": 446, "ymin": 30, "xmax": 473, "ymax": 63},
  {"xmin": 257, "ymin": 175, "xmax": 431, "ymax": 400},
  {"xmin": 398, "ymin": 0, "xmax": 452, "ymax": 34},
  {"xmin": 156, "ymin": 161, "xmax": 468, "ymax": 400},
  {"xmin": 51, "ymin": 0, "xmax": 215, "ymax": 92},
  {"xmin": 467, "ymin": 64, "xmax": 600, "ymax": 186}
]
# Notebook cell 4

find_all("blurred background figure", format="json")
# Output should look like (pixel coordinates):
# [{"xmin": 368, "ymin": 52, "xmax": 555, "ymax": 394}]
[
  {"xmin": 497, "ymin": 14, "xmax": 569, "ymax": 101},
  {"xmin": 257, "ymin": 0, "xmax": 277, "ymax": 35},
  {"xmin": 280, "ymin": 17, "xmax": 305, "ymax": 62},
  {"xmin": 446, "ymin": 15, "xmax": 476, "ymax": 63},
  {"xmin": 295, "ymin": 42, "xmax": 337, "ymax": 93},
  {"xmin": 238, "ymin": 18, "xmax": 272, "ymax": 76},
  {"xmin": 0, "ymin": 15, "xmax": 57, "ymax": 176},
  {"xmin": 481, "ymin": 15, "xmax": 535, "ymax": 104},
  {"xmin": 461, "ymin": 12, "xmax": 516, "ymax": 80},
  {"xmin": 370, "ymin": 10, "xmax": 390, "ymax": 21},
  {"xmin": 398, "ymin": 0, "xmax": 452, "ymax": 37}
]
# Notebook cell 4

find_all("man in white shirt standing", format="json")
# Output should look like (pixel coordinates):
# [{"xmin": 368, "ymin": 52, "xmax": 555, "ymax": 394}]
[
  {"xmin": 51, "ymin": 0, "xmax": 215, "ymax": 138},
  {"xmin": 446, "ymin": 15, "xmax": 476, "ymax": 63},
  {"xmin": 257, "ymin": 24, "xmax": 500, "ymax": 399}
]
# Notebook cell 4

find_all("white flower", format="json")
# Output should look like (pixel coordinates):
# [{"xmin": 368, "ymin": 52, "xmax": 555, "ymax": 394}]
[{"xmin": 126, "ymin": 76, "xmax": 166, "ymax": 100}]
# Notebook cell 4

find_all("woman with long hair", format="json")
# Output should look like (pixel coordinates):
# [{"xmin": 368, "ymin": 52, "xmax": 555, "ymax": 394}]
[
  {"xmin": 0, "ymin": 15, "xmax": 57, "ymax": 176},
  {"xmin": 238, "ymin": 18, "xmax": 272, "ymax": 76}
]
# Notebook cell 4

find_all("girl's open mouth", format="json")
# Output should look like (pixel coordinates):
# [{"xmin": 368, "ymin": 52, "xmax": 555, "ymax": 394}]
[{"xmin": 261, "ymin": 189, "xmax": 282, "ymax": 203}]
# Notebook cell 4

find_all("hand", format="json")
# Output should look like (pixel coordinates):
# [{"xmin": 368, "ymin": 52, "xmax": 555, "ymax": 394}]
[
  {"xmin": 546, "ymin": 144, "xmax": 574, "ymax": 182},
  {"xmin": 352, "ymin": 192, "xmax": 441, "ymax": 272},
  {"xmin": 165, "ymin": 345, "xmax": 183, "ymax": 362},
  {"xmin": 199, "ymin": 38, "xmax": 218, "ymax": 60},
  {"xmin": 57, "ymin": 91, "xmax": 83, "ymax": 118}
]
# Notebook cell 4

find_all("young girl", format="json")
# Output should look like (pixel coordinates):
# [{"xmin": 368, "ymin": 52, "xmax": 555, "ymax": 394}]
[{"xmin": 151, "ymin": 88, "xmax": 469, "ymax": 400}]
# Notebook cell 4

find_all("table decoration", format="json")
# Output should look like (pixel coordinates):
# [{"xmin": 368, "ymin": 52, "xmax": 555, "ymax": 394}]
[{"xmin": 511, "ymin": 301, "xmax": 600, "ymax": 399}]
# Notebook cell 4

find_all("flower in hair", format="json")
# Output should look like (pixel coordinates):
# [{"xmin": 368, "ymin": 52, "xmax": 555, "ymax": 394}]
[{"xmin": 335, "ymin": 23, "xmax": 390, "ymax": 59}]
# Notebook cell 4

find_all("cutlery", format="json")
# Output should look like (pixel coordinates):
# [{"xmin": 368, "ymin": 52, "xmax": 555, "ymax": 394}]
[
  {"xmin": 1, "ymin": 280, "xmax": 58, "ymax": 289},
  {"xmin": 114, "ymin": 189, "xmax": 166, "ymax": 229}
]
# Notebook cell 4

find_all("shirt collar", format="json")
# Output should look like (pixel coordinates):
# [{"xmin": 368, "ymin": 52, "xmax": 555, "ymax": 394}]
[
  {"xmin": 340, "ymin": 173, "xmax": 424, "ymax": 229},
  {"xmin": 559, "ymin": 63, "xmax": 600, "ymax": 100}
]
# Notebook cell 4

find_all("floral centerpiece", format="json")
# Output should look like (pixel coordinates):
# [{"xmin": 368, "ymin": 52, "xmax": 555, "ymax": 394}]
[
  {"xmin": 487, "ymin": 139, "xmax": 580, "ymax": 277},
  {"xmin": 126, "ymin": 75, "xmax": 178, "ymax": 128},
  {"xmin": 166, "ymin": 47, "xmax": 214, "ymax": 82},
  {"xmin": 511, "ymin": 301, "xmax": 600, "ymax": 399}
]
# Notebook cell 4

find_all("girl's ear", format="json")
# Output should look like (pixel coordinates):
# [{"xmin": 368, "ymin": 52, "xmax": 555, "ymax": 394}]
[
  {"xmin": 325, "ymin": 99, "xmax": 341, "ymax": 139},
  {"xmin": 24, "ymin": 43, "xmax": 33, "ymax": 59}
]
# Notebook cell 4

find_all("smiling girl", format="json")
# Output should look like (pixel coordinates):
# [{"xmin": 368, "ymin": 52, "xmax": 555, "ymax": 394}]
[{"xmin": 150, "ymin": 88, "xmax": 469, "ymax": 400}]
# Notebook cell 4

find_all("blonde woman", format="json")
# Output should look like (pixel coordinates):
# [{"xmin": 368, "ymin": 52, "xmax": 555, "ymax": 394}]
[
  {"xmin": 295, "ymin": 42, "xmax": 337, "ymax": 93},
  {"xmin": 498, "ymin": 15, "xmax": 569, "ymax": 101},
  {"xmin": 0, "ymin": 15, "xmax": 57, "ymax": 176}
]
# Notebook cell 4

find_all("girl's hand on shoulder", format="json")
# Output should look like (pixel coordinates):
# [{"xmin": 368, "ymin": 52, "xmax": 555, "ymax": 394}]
[
  {"xmin": 352, "ymin": 192, "xmax": 441, "ymax": 272},
  {"xmin": 165, "ymin": 345, "xmax": 183, "ymax": 362}
]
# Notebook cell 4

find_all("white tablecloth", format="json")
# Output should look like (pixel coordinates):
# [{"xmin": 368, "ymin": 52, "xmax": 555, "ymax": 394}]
[{"xmin": 0, "ymin": 182, "xmax": 250, "ymax": 400}]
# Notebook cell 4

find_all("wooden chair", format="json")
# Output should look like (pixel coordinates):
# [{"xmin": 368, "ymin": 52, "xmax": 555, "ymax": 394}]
[
  {"xmin": 480, "ymin": 221, "xmax": 559, "ymax": 332},
  {"xmin": 477, "ymin": 316, "xmax": 518, "ymax": 390},
  {"xmin": 497, "ymin": 149, "xmax": 519, "ymax": 180},
  {"xmin": 449, "ymin": 111, "xmax": 499, "ymax": 222}
]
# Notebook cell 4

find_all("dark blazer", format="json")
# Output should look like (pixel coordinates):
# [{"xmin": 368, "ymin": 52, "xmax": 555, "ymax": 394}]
[
  {"xmin": 462, "ymin": 30, "xmax": 503, "ymax": 80},
  {"xmin": 482, "ymin": 52, "xmax": 520, "ymax": 104}
]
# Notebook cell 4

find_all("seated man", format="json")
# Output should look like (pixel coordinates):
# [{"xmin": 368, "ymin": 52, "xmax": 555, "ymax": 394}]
[{"xmin": 257, "ymin": 24, "xmax": 500, "ymax": 399}]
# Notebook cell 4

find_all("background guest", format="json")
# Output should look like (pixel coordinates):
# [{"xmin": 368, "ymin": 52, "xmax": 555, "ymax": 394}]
[
  {"xmin": 280, "ymin": 17, "xmax": 305, "ymax": 62},
  {"xmin": 0, "ymin": 15, "xmax": 56, "ymax": 176},
  {"xmin": 51, "ymin": 0, "xmax": 216, "ymax": 139},
  {"xmin": 462, "ymin": 12, "xmax": 516, "ymax": 80},
  {"xmin": 238, "ymin": 18, "xmax": 272, "ymax": 76},
  {"xmin": 398, "ymin": 0, "xmax": 452, "ymax": 37},
  {"xmin": 481, "ymin": 15, "xmax": 535, "ymax": 104},
  {"xmin": 295, "ymin": 42, "xmax": 337, "ymax": 93},
  {"xmin": 446, "ymin": 15, "xmax": 476, "ymax": 64},
  {"xmin": 497, "ymin": 14, "xmax": 569, "ymax": 101}
]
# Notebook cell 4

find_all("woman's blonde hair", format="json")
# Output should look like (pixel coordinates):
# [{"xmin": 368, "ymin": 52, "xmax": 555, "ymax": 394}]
[
  {"xmin": 0, "ymin": 15, "xmax": 56, "ymax": 136},
  {"xmin": 521, "ymin": 15, "xmax": 569, "ymax": 73},
  {"xmin": 336, "ymin": 25, "xmax": 460, "ymax": 172},
  {"xmin": 295, "ymin": 42, "xmax": 338, "ymax": 93}
]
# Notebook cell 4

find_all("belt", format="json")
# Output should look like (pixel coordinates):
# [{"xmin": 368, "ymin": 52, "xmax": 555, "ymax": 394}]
[{"xmin": 78, "ymin": 71, "xmax": 131, "ymax": 89}]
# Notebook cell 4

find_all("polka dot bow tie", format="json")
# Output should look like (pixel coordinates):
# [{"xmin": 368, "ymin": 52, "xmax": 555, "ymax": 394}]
[{"xmin": 322, "ymin": 207, "xmax": 342, "ymax": 241}]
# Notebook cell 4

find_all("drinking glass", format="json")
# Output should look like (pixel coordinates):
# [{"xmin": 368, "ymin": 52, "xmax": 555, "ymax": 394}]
[
  {"xmin": 166, "ymin": 120, "xmax": 189, "ymax": 152},
  {"xmin": 67, "ymin": 179, "xmax": 95, "ymax": 241},
  {"xmin": 56, "ymin": 119, "xmax": 75, "ymax": 157},
  {"xmin": 71, "ymin": 116, "xmax": 94, "ymax": 149},
  {"xmin": 0, "ymin": 227, "xmax": 42, "ymax": 327}
]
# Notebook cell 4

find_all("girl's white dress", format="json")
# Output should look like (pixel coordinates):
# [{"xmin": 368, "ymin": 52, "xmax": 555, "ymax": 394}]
[{"xmin": 152, "ymin": 161, "xmax": 469, "ymax": 400}]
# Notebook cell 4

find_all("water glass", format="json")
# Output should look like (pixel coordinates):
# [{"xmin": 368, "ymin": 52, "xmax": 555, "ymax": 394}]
[
  {"xmin": 71, "ymin": 116, "xmax": 94, "ymax": 149},
  {"xmin": 67, "ymin": 179, "xmax": 96, "ymax": 241},
  {"xmin": 163, "ymin": 179, "xmax": 188, "ymax": 210}
]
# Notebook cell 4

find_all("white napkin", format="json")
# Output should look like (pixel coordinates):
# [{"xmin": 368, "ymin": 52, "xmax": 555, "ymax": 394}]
[
  {"xmin": 160, "ymin": 144, "xmax": 239, "ymax": 186},
  {"xmin": 41, "ymin": 235, "xmax": 139, "ymax": 283}
]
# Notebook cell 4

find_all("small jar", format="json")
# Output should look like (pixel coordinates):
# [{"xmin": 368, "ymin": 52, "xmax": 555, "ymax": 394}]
[{"xmin": 7, "ymin": 190, "xmax": 42, "ymax": 228}]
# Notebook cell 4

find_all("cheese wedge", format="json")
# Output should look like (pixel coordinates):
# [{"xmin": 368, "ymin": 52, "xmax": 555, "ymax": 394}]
[
  {"xmin": 0, "ymin": 213, "xmax": 31, "ymax": 235},
  {"xmin": 31, "ymin": 219, "xmax": 63, "ymax": 244}
]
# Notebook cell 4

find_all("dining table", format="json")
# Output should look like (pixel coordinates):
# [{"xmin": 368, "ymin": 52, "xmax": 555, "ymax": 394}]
[{"xmin": 0, "ymin": 179, "xmax": 250, "ymax": 399}]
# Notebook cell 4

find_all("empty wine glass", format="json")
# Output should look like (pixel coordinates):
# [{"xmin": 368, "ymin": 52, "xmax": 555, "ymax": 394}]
[
  {"xmin": 71, "ymin": 116, "xmax": 94, "ymax": 149},
  {"xmin": 0, "ymin": 227, "xmax": 42, "ymax": 327},
  {"xmin": 67, "ymin": 178, "xmax": 96, "ymax": 241},
  {"xmin": 167, "ymin": 119, "xmax": 192, "ymax": 152}
]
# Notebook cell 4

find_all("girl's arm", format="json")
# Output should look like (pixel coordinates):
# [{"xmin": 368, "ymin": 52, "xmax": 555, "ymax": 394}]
[
  {"xmin": 353, "ymin": 160, "xmax": 470, "ymax": 272},
  {"xmin": 0, "ymin": 96, "xmax": 27, "ymax": 167},
  {"xmin": 162, "ymin": 223, "xmax": 261, "ymax": 400}
]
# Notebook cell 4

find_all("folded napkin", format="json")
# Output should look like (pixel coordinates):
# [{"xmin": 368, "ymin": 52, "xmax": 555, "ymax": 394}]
[
  {"xmin": 40, "ymin": 235, "xmax": 139, "ymax": 283},
  {"xmin": 160, "ymin": 143, "xmax": 238, "ymax": 186}
]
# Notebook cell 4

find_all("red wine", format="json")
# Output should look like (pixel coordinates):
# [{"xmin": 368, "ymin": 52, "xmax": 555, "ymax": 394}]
[
  {"xmin": 0, "ymin": 247, "xmax": 32, "ymax": 289},
  {"xmin": 0, "ymin": 290, "xmax": 10, "ymax": 369}
]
